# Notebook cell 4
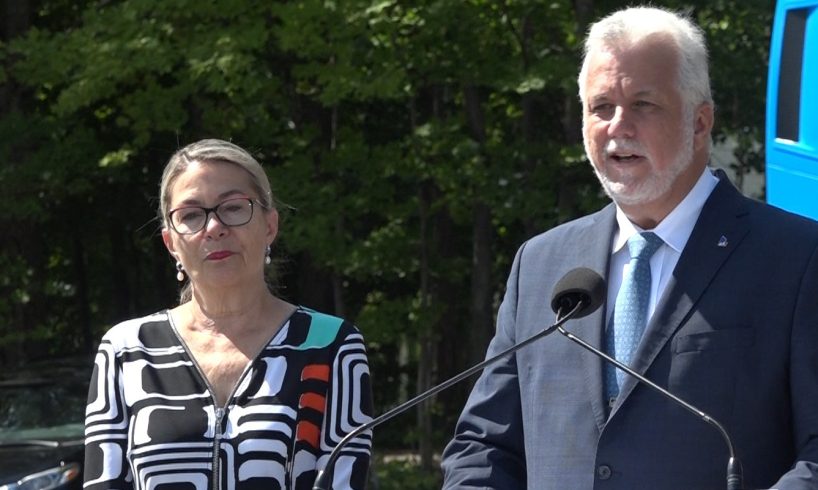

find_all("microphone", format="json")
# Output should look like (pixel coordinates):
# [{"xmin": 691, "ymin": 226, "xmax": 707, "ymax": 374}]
[
  {"xmin": 550, "ymin": 267, "xmax": 606, "ymax": 316},
  {"xmin": 550, "ymin": 270, "xmax": 743, "ymax": 490},
  {"xmin": 312, "ymin": 268, "xmax": 606, "ymax": 490}
]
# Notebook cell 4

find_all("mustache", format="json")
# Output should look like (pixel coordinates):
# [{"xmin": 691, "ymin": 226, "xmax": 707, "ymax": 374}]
[{"xmin": 604, "ymin": 138, "xmax": 646, "ymax": 156}]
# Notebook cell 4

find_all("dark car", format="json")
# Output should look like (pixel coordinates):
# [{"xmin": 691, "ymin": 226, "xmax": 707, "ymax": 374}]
[{"xmin": 0, "ymin": 358, "xmax": 91, "ymax": 490}]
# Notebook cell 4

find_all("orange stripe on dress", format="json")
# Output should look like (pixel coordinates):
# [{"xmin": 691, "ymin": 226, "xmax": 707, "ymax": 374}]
[
  {"xmin": 301, "ymin": 364, "xmax": 330, "ymax": 382},
  {"xmin": 300, "ymin": 392, "xmax": 326, "ymax": 412},
  {"xmin": 297, "ymin": 420, "xmax": 321, "ymax": 449}
]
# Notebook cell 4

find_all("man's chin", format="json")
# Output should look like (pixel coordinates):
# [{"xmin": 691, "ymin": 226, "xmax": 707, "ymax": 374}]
[{"xmin": 603, "ymin": 182, "xmax": 658, "ymax": 207}]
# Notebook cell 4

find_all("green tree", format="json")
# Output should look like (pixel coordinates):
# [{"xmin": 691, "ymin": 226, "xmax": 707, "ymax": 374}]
[{"xmin": 0, "ymin": 1, "xmax": 774, "ymax": 481}]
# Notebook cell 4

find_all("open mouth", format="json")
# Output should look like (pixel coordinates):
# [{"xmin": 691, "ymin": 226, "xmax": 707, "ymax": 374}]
[
  {"xmin": 610, "ymin": 153, "xmax": 643, "ymax": 163},
  {"xmin": 605, "ymin": 139, "xmax": 645, "ymax": 163}
]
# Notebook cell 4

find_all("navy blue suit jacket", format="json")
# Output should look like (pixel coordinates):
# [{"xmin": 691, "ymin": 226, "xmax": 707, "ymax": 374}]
[{"xmin": 442, "ymin": 176, "xmax": 818, "ymax": 489}]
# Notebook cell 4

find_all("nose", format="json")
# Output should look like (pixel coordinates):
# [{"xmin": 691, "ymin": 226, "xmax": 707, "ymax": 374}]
[
  {"xmin": 608, "ymin": 106, "xmax": 635, "ymax": 139},
  {"xmin": 203, "ymin": 210, "xmax": 227, "ymax": 237}
]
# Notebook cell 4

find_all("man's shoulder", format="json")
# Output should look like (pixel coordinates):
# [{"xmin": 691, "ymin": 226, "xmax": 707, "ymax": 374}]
[
  {"xmin": 713, "ymin": 177, "xmax": 818, "ymax": 236},
  {"xmin": 751, "ymin": 199, "xmax": 818, "ymax": 234},
  {"xmin": 723, "ymin": 189, "xmax": 818, "ymax": 247},
  {"xmin": 524, "ymin": 204, "xmax": 615, "ymax": 250}
]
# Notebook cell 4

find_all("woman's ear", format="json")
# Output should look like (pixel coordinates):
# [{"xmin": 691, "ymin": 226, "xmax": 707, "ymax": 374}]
[
  {"xmin": 162, "ymin": 228, "xmax": 177, "ymax": 257},
  {"xmin": 265, "ymin": 208, "xmax": 279, "ymax": 243}
]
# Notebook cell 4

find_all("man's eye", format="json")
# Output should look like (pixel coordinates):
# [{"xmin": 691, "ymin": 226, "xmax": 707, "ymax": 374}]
[{"xmin": 589, "ymin": 104, "xmax": 615, "ymax": 120}]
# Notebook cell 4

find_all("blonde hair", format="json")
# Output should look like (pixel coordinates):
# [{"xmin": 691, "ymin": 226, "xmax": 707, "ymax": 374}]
[{"xmin": 159, "ymin": 139, "xmax": 274, "ymax": 225}]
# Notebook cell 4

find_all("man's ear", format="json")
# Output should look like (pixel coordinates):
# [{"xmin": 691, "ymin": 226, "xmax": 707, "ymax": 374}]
[{"xmin": 693, "ymin": 102, "xmax": 714, "ymax": 152}]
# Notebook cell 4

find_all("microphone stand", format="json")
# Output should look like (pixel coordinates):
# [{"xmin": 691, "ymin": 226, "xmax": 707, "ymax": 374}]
[
  {"xmin": 311, "ymin": 301, "xmax": 588, "ymax": 490},
  {"xmin": 554, "ymin": 308, "xmax": 744, "ymax": 490}
]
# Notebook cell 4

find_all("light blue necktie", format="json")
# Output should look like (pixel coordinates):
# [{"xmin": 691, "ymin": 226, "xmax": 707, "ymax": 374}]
[{"xmin": 604, "ymin": 231, "xmax": 664, "ymax": 405}]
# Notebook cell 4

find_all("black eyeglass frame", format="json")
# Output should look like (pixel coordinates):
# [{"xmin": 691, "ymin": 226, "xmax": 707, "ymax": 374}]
[{"xmin": 167, "ymin": 197, "xmax": 264, "ymax": 235}]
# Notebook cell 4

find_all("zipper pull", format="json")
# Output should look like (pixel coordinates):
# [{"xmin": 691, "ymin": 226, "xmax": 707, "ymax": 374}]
[{"xmin": 215, "ymin": 407, "xmax": 225, "ymax": 435}]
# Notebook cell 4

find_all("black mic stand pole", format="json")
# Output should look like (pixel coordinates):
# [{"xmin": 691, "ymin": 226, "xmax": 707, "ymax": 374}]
[
  {"xmin": 554, "ymin": 308, "xmax": 743, "ymax": 490},
  {"xmin": 311, "ymin": 301, "xmax": 588, "ymax": 490}
]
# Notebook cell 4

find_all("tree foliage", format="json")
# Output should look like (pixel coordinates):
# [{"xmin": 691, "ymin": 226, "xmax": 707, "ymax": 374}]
[{"xmin": 0, "ymin": 0, "xmax": 773, "ymax": 469}]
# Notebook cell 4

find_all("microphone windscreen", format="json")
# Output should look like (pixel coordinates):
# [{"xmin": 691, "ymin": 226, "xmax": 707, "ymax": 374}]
[{"xmin": 550, "ymin": 268, "xmax": 606, "ymax": 318}]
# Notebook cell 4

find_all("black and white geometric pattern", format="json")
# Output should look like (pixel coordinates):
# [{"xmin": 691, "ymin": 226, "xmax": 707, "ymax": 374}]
[{"xmin": 84, "ymin": 308, "xmax": 373, "ymax": 490}]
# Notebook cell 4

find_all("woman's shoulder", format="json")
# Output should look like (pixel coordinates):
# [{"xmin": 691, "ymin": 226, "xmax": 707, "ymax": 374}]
[
  {"xmin": 288, "ymin": 307, "xmax": 363, "ymax": 349},
  {"xmin": 99, "ymin": 310, "xmax": 172, "ymax": 348}
]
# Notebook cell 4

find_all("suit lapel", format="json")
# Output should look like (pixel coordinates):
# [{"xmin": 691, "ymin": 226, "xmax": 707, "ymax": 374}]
[
  {"xmin": 612, "ymin": 176, "xmax": 752, "ymax": 411},
  {"xmin": 568, "ymin": 204, "xmax": 618, "ymax": 432}
]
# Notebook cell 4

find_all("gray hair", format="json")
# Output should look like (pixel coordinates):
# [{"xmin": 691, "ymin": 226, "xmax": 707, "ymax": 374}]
[{"xmin": 577, "ymin": 6, "xmax": 712, "ymax": 110}]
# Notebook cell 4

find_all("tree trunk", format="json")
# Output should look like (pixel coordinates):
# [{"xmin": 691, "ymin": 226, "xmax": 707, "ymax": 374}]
[
  {"xmin": 73, "ymin": 235, "xmax": 93, "ymax": 354},
  {"xmin": 463, "ymin": 84, "xmax": 495, "ymax": 365},
  {"xmin": 0, "ymin": 0, "xmax": 30, "ymax": 112},
  {"xmin": 332, "ymin": 215, "xmax": 346, "ymax": 317},
  {"xmin": 519, "ymin": 14, "xmax": 540, "ymax": 237},
  {"xmin": 0, "ymin": 0, "xmax": 31, "ymax": 365},
  {"xmin": 417, "ymin": 180, "xmax": 435, "ymax": 469},
  {"xmin": 558, "ymin": 0, "xmax": 595, "ymax": 220}
]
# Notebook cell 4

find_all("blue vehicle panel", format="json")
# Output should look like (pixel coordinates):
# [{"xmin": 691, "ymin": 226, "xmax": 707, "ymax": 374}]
[{"xmin": 766, "ymin": 0, "xmax": 818, "ymax": 220}]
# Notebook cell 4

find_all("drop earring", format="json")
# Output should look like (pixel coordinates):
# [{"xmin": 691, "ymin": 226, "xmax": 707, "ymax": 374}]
[
  {"xmin": 176, "ymin": 261, "xmax": 186, "ymax": 281},
  {"xmin": 265, "ymin": 245, "xmax": 272, "ymax": 265}
]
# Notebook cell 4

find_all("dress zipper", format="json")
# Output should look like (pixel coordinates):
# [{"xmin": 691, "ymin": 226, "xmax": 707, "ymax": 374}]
[
  {"xmin": 166, "ymin": 309, "xmax": 297, "ymax": 490},
  {"xmin": 213, "ymin": 406, "xmax": 225, "ymax": 490}
]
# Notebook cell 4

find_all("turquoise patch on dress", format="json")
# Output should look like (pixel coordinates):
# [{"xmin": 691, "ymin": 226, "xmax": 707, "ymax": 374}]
[{"xmin": 297, "ymin": 311, "xmax": 342, "ymax": 349}]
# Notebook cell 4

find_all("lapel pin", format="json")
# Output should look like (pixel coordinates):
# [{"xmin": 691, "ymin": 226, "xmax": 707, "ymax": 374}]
[{"xmin": 717, "ymin": 235, "xmax": 728, "ymax": 248}]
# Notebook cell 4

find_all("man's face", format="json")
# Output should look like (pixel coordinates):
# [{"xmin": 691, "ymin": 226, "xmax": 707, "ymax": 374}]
[{"xmin": 581, "ymin": 38, "xmax": 709, "ymax": 221}]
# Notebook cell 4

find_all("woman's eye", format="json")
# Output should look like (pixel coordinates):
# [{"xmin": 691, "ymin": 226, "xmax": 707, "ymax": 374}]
[{"xmin": 179, "ymin": 210, "xmax": 204, "ymax": 222}]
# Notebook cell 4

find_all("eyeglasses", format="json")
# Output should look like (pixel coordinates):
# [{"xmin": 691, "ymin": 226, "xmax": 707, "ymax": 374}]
[{"xmin": 168, "ymin": 197, "xmax": 258, "ymax": 235}]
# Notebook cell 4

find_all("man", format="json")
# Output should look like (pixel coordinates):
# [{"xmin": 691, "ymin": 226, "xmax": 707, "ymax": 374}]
[{"xmin": 441, "ymin": 6, "xmax": 818, "ymax": 490}]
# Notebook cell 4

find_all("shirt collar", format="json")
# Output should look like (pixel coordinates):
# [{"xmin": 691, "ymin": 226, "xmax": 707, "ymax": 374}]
[{"xmin": 613, "ymin": 167, "xmax": 719, "ymax": 254}]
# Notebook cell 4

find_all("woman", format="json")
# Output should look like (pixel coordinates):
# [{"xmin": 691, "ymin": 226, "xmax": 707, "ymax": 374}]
[{"xmin": 84, "ymin": 139, "xmax": 373, "ymax": 490}]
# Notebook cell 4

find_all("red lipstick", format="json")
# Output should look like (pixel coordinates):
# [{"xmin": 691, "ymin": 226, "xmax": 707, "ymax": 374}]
[{"xmin": 206, "ymin": 251, "xmax": 234, "ymax": 260}]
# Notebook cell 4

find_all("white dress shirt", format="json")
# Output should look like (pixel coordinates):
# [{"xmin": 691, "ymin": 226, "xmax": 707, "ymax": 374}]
[{"xmin": 605, "ymin": 168, "xmax": 720, "ymax": 325}]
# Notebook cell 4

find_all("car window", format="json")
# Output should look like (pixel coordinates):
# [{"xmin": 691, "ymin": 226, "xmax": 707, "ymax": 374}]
[{"xmin": 0, "ymin": 380, "xmax": 87, "ymax": 442}]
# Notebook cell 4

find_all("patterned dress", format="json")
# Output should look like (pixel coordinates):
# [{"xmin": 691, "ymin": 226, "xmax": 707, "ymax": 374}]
[{"xmin": 83, "ymin": 307, "xmax": 373, "ymax": 490}]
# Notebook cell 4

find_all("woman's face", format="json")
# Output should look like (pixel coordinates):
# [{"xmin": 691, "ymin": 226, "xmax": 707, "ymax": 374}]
[{"xmin": 161, "ymin": 160, "xmax": 277, "ymax": 293}]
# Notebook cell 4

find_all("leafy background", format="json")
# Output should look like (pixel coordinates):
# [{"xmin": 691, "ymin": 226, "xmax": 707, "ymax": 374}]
[{"xmin": 0, "ymin": 0, "xmax": 772, "ymax": 486}]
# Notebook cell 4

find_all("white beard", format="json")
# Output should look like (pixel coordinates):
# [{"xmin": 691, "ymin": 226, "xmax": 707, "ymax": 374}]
[{"xmin": 585, "ymin": 112, "xmax": 695, "ymax": 207}]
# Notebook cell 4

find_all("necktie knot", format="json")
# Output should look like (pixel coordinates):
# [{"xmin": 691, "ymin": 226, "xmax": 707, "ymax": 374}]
[{"xmin": 627, "ymin": 232, "xmax": 663, "ymax": 261}]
